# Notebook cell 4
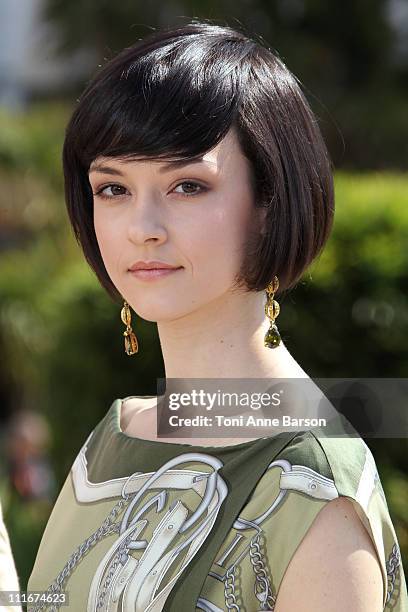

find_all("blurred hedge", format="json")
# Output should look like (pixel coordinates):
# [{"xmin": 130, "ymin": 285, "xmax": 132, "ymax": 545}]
[{"xmin": 0, "ymin": 103, "xmax": 406, "ymax": 589}]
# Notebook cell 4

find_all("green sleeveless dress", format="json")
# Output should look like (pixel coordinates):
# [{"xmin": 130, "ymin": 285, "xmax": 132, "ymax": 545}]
[{"xmin": 27, "ymin": 396, "xmax": 408, "ymax": 611}]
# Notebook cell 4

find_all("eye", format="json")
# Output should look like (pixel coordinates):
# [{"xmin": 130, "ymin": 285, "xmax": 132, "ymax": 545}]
[
  {"xmin": 173, "ymin": 181, "xmax": 207, "ymax": 197},
  {"xmin": 92, "ymin": 184, "xmax": 128, "ymax": 200}
]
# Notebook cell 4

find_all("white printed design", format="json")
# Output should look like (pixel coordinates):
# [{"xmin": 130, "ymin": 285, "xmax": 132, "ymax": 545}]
[
  {"xmin": 30, "ymin": 432, "xmax": 340, "ymax": 612},
  {"xmin": 70, "ymin": 432, "xmax": 229, "ymax": 611}
]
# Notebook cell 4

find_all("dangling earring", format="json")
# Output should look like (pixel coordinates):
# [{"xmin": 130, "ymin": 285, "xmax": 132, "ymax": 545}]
[
  {"xmin": 264, "ymin": 276, "xmax": 281, "ymax": 349},
  {"xmin": 120, "ymin": 300, "xmax": 139, "ymax": 355}
]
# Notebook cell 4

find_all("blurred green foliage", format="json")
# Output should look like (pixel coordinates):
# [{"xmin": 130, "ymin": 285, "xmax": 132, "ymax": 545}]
[{"xmin": 0, "ymin": 102, "xmax": 406, "ymax": 590}]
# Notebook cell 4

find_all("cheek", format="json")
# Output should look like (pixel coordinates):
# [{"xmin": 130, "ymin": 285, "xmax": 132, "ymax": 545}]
[
  {"xmin": 212, "ymin": 196, "xmax": 253, "ymax": 255},
  {"xmin": 187, "ymin": 198, "xmax": 252, "ymax": 282},
  {"xmin": 93, "ymin": 210, "xmax": 124, "ymax": 281}
]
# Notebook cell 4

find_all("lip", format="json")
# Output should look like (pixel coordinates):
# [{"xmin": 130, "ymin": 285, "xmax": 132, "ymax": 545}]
[
  {"xmin": 128, "ymin": 260, "xmax": 181, "ymax": 271},
  {"xmin": 129, "ymin": 268, "xmax": 183, "ymax": 281}
]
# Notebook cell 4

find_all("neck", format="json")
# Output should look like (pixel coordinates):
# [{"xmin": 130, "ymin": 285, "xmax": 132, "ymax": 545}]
[{"xmin": 156, "ymin": 289, "xmax": 307, "ymax": 382}]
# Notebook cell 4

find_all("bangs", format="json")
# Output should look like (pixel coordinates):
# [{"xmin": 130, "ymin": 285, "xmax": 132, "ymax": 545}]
[{"xmin": 68, "ymin": 31, "xmax": 255, "ymax": 171}]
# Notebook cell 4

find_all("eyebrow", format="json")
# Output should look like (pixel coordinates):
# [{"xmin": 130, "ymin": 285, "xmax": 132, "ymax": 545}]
[{"xmin": 88, "ymin": 156, "xmax": 209, "ymax": 176}]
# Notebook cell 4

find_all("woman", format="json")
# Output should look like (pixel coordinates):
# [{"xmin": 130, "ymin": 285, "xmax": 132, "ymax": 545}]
[{"xmin": 28, "ymin": 21, "xmax": 407, "ymax": 611}]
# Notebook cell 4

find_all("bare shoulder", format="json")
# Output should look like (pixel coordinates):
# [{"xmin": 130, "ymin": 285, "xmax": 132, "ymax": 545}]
[{"xmin": 274, "ymin": 496, "xmax": 384, "ymax": 612}]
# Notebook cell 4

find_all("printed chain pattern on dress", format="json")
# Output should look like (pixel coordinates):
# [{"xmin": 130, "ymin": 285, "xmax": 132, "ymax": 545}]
[
  {"xmin": 29, "ymin": 495, "xmax": 132, "ymax": 612},
  {"xmin": 386, "ymin": 543, "xmax": 401, "ymax": 607},
  {"xmin": 249, "ymin": 532, "xmax": 276, "ymax": 610}
]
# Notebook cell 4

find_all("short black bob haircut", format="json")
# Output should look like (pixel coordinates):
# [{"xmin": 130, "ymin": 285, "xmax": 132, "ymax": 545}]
[{"xmin": 63, "ymin": 19, "xmax": 334, "ymax": 304}]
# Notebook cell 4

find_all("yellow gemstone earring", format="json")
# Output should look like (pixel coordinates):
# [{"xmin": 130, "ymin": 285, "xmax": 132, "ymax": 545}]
[
  {"xmin": 264, "ymin": 276, "xmax": 281, "ymax": 348},
  {"xmin": 120, "ymin": 300, "xmax": 139, "ymax": 355}
]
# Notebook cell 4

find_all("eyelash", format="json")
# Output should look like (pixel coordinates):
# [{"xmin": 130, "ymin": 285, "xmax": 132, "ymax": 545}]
[{"xmin": 92, "ymin": 181, "xmax": 207, "ymax": 201}]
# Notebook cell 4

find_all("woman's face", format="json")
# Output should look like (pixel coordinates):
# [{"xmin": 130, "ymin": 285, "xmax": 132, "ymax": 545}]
[{"xmin": 89, "ymin": 127, "xmax": 261, "ymax": 321}]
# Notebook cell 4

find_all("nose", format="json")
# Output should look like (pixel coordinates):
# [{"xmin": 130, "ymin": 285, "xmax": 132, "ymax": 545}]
[{"xmin": 126, "ymin": 195, "xmax": 167, "ymax": 245}]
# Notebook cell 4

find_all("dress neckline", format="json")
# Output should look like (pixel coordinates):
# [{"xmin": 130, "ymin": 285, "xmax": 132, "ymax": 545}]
[{"xmin": 110, "ymin": 397, "xmax": 264, "ymax": 451}]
